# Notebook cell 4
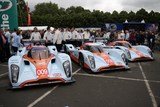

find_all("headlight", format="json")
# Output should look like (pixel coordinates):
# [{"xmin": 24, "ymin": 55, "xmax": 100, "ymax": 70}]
[
  {"xmin": 88, "ymin": 55, "xmax": 95, "ymax": 69},
  {"xmin": 10, "ymin": 64, "xmax": 19, "ymax": 83},
  {"xmin": 63, "ymin": 60, "xmax": 71, "ymax": 77}
]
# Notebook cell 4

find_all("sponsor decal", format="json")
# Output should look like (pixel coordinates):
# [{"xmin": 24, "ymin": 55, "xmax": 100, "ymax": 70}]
[
  {"xmin": 0, "ymin": 0, "xmax": 13, "ymax": 12},
  {"xmin": 53, "ymin": 73, "xmax": 61, "ymax": 78},
  {"xmin": 0, "ymin": 0, "xmax": 18, "ymax": 30},
  {"xmin": 36, "ymin": 69, "xmax": 48, "ymax": 76}
]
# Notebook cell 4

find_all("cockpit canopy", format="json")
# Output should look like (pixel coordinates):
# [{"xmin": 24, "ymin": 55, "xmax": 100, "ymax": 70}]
[
  {"xmin": 115, "ymin": 42, "xmax": 132, "ymax": 48},
  {"xmin": 28, "ymin": 47, "xmax": 50, "ymax": 59},
  {"xmin": 83, "ymin": 45, "xmax": 104, "ymax": 53}
]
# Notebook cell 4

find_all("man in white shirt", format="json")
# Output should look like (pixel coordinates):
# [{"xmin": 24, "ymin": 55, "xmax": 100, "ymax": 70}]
[
  {"xmin": 71, "ymin": 28, "xmax": 80, "ymax": 47},
  {"xmin": 43, "ymin": 26, "xmax": 53, "ymax": 46},
  {"xmin": 83, "ymin": 29, "xmax": 90, "ymax": 41},
  {"xmin": 63, "ymin": 28, "xmax": 72, "ymax": 42},
  {"xmin": 30, "ymin": 27, "xmax": 41, "ymax": 41},
  {"xmin": 53, "ymin": 28, "xmax": 63, "ymax": 52},
  {"xmin": 71, "ymin": 28, "xmax": 79, "ymax": 40}
]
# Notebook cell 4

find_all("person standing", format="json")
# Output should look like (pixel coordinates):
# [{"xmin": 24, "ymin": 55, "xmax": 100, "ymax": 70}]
[
  {"xmin": 43, "ymin": 26, "xmax": 53, "ymax": 46},
  {"xmin": 12, "ymin": 30, "xmax": 23, "ymax": 54},
  {"xmin": 0, "ymin": 30, "xmax": 6, "ymax": 62},
  {"xmin": 149, "ymin": 32, "xmax": 155, "ymax": 51},
  {"xmin": 136, "ymin": 31, "xmax": 141, "ymax": 45},
  {"xmin": 83, "ymin": 29, "xmax": 90, "ymax": 42},
  {"xmin": 71, "ymin": 28, "xmax": 79, "ymax": 46},
  {"xmin": 30, "ymin": 27, "xmax": 41, "ymax": 41},
  {"xmin": 53, "ymin": 28, "xmax": 63, "ymax": 52},
  {"xmin": 129, "ymin": 31, "xmax": 136, "ymax": 45},
  {"xmin": 4, "ymin": 28, "xmax": 11, "ymax": 59},
  {"xmin": 63, "ymin": 28, "xmax": 67, "ymax": 44},
  {"xmin": 124, "ymin": 30, "xmax": 130, "ymax": 41}
]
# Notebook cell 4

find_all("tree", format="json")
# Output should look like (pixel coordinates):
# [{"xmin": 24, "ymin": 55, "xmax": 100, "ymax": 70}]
[
  {"xmin": 119, "ymin": 11, "xmax": 128, "ymax": 23},
  {"xmin": 31, "ymin": 2, "xmax": 160, "ymax": 27},
  {"xmin": 110, "ymin": 10, "xmax": 119, "ymax": 22},
  {"xmin": 17, "ymin": 0, "xmax": 28, "ymax": 26},
  {"xmin": 128, "ymin": 11, "xmax": 136, "ymax": 22},
  {"xmin": 136, "ymin": 8, "xmax": 148, "ymax": 22}
]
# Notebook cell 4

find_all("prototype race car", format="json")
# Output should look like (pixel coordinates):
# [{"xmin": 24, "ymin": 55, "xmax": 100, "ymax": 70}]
[
  {"xmin": 8, "ymin": 45, "xmax": 74, "ymax": 88},
  {"xmin": 108, "ymin": 41, "xmax": 154, "ymax": 61},
  {"xmin": 64, "ymin": 43, "xmax": 129, "ymax": 73}
]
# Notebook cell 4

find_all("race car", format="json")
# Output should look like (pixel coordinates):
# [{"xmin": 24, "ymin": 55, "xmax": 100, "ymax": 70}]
[
  {"xmin": 8, "ymin": 45, "xmax": 74, "ymax": 88},
  {"xmin": 108, "ymin": 41, "xmax": 154, "ymax": 61},
  {"xmin": 64, "ymin": 43, "xmax": 129, "ymax": 73}
]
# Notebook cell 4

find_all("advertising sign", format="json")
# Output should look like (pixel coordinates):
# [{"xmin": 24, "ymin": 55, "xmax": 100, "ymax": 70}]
[{"xmin": 0, "ymin": 0, "xmax": 18, "ymax": 30}]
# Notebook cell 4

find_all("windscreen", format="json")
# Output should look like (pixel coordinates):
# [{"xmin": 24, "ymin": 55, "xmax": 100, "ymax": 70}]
[
  {"xmin": 123, "ymin": 43, "xmax": 132, "ymax": 48},
  {"xmin": 116, "ymin": 42, "xmax": 132, "ymax": 48},
  {"xmin": 30, "ymin": 47, "xmax": 50, "ymax": 59},
  {"xmin": 90, "ymin": 45, "xmax": 104, "ymax": 53}
]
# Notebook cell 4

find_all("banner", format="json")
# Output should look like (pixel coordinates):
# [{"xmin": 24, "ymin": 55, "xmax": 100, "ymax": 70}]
[
  {"xmin": 0, "ymin": 0, "xmax": 18, "ymax": 30},
  {"xmin": 105, "ymin": 23, "xmax": 123, "ymax": 31}
]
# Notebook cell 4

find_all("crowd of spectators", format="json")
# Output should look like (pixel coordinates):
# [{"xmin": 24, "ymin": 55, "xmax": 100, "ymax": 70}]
[{"xmin": 0, "ymin": 26, "xmax": 160, "ymax": 63}]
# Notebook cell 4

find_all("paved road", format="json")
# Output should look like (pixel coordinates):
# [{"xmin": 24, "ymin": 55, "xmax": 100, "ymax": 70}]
[{"xmin": 0, "ymin": 52, "xmax": 160, "ymax": 107}]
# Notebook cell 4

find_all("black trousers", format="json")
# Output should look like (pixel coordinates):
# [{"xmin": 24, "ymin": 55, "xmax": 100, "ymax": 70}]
[
  {"xmin": 12, "ymin": 46, "xmax": 18, "ymax": 53},
  {"xmin": 0, "ymin": 47, "xmax": 5, "ymax": 62},
  {"xmin": 4, "ymin": 43, "xmax": 11, "ymax": 58},
  {"xmin": 56, "ymin": 44, "xmax": 62, "ymax": 52}
]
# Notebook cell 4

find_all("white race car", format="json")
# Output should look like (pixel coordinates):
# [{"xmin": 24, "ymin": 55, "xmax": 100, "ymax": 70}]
[
  {"xmin": 108, "ymin": 41, "xmax": 154, "ymax": 61},
  {"xmin": 64, "ymin": 43, "xmax": 129, "ymax": 73},
  {"xmin": 8, "ymin": 45, "xmax": 74, "ymax": 88}
]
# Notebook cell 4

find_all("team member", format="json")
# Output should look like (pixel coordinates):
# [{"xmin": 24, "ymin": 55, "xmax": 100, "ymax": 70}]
[
  {"xmin": 83, "ymin": 29, "xmax": 90, "ymax": 42},
  {"xmin": 4, "ymin": 28, "xmax": 11, "ymax": 58},
  {"xmin": 30, "ymin": 27, "xmax": 41, "ymax": 41},
  {"xmin": 12, "ymin": 30, "xmax": 23, "ymax": 54},
  {"xmin": 0, "ymin": 30, "xmax": 6, "ymax": 62},
  {"xmin": 43, "ymin": 26, "xmax": 53, "ymax": 46},
  {"xmin": 71, "ymin": 28, "xmax": 79, "ymax": 46},
  {"xmin": 53, "ymin": 28, "xmax": 63, "ymax": 52},
  {"xmin": 63, "ymin": 28, "xmax": 72, "ymax": 43}
]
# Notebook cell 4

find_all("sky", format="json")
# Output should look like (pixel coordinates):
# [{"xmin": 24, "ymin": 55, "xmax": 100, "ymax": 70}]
[{"xmin": 28, "ymin": 0, "xmax": 160, "ymax": 12}]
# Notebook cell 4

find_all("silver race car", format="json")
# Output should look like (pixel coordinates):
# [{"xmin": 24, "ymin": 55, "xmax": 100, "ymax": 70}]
[
  {"xmin": 8, "ymin": 45, "xmax": 74, "ymax": 88},
  {"xmin": 64, "ymin": 43, "xmax": 129, "ymax": 73},
  {"xmin": 108, "ymin": 41, "xmax": 154, "ymax": 61}
]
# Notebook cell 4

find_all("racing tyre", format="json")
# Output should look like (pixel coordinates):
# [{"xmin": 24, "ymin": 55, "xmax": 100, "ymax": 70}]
[
  {"xmin": 79, "ymin": 53, "xmax": 84, "ymax": 68},
  {"xmin": 64, "ymin": 45, "xmax": 70, "ymax": 55}
]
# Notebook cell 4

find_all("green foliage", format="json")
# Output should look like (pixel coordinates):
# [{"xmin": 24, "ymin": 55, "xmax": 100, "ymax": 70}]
[{"xmin": 29, "ymin": 2, "xmax": 160, "ymax": 27}]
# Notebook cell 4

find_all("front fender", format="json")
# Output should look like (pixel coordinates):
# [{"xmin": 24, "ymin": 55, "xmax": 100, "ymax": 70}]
[
  {"xmin": 133, "ymin": 45, "xmax": 151, "ymax": 55},
  {"xmin": 104, "ymin": 49, "xmax": 125, "ymax": 62}
]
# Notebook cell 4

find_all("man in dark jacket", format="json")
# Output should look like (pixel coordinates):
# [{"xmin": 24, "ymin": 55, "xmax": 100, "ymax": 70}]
[
  {"xmin": 147, "ymin": 31, "xmax": 155, "ymax": 51},
  {"xmin": 0, "ymin": 29, "xmax": 6, "ymax": 62}
]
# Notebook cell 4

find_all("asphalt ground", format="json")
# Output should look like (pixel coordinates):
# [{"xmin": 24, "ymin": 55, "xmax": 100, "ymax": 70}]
[{"xmin": 0, "ymin": 52, "xmax": 160, "ymax": 107}]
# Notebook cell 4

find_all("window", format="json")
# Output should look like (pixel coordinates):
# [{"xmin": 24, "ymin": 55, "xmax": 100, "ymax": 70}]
[{"xmin": 28, "ymin": 47, "xmax": 50, "ymax": 59}]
